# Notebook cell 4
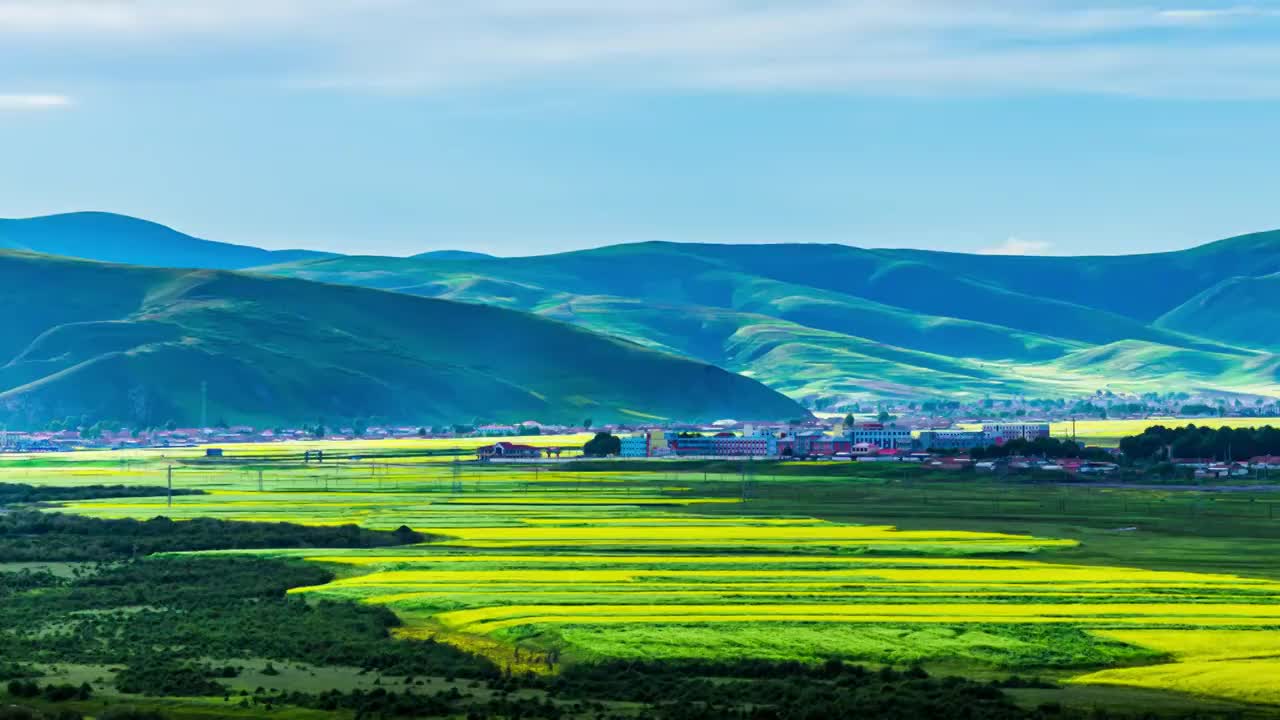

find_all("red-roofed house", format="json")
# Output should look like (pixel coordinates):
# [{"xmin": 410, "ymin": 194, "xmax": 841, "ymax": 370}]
[{"xmin": 476, "ymin": 442, "xmax": 542, "ymax": 460}]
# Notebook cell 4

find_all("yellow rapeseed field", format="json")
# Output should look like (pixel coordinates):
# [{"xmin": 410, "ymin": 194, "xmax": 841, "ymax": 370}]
[
  {"xmin": 1089, "ymin": 629, "xmax": 1280, "ymax": 661},
  {"xmin": 1069, "ymin": 629, "xmax": 1280, "ymax": 705},
  {"xmin": 1073, "ymin": 659, "xmax": 1280, "ymax": 706},
  {"xmin": 311, "ymin": 566, "xmax": 1279, "ymax": 589},
  {"xmin": 300, "ymin": 554, "xmax": 1049, "ymax": 567}
]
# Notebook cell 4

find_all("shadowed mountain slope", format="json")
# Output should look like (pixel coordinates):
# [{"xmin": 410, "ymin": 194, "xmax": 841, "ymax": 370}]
[{"xmin": 0, "ymin": 251, "xmax": 804, "ymax": 428}]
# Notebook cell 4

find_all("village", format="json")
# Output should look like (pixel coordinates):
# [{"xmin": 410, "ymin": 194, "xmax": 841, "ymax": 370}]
[
  {"xmin": 6, "ymin": 414, "xmax": 1280, "ymax": 480},
  {"xmin": 472, "ymin": 421, "xmax": 1125, "ymax": 476}
]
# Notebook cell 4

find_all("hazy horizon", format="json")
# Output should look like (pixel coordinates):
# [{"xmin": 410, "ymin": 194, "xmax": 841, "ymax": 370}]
[{"xmin": 4, "ymin": 208, "xmax": 1275, "ymax": 261}]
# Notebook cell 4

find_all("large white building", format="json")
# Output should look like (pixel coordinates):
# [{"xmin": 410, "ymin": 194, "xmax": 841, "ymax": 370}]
[
  {"xmin": 982, "ymin": 423, "xmax": 1051, "ymax": 444},
  {"xmin": 916, "ymin": 430, "xmax": 988, "ymax": 450}
]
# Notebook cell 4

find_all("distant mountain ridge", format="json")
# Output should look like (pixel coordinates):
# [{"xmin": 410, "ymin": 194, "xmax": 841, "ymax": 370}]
[
  {"xmin": 259, "ymin": 233, "xmax": 1280, "ymax": 404},
  {"xmin": 412, "ymin": 250, "xmax": 496, "ymax": 261},
  {"xmin": 0, "ymin": 250, "xmax": 804, "ymax": 428},
  {"xmin": 0, "ymin": 212, "xmax": 336, "ymax": 270},
  {"xmin": 11, "ymin": 210, "xmax": 1280, "ymax": 405}
]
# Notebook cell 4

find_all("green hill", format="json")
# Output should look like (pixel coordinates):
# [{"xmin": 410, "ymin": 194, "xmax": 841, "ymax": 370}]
[
  {"xmin": 0, "ymin": 251, "xmax": 804, "ymax": 429},
  {"xmin": 14, "ymin": 211, "xmax": 1278, "ymax": 405},
  {"xmin": 258, "ymin": 233, "xmax": 1280, "ymax": 404},
  {"xmin": 880, "ymin": 229, "xmax": 1280, "ymax": 323},
  {"xmin": 1155, "ymin": 272, "xmax": 1280, "ymax": 351},
  {"xmin": 0, "ymin": 212, "xmax": 335, "ymax": 269}
]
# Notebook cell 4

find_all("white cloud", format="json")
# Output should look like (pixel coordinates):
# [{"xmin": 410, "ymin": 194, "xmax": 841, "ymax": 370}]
[
  {"xmin": 0, "ymin": 94, "xmax": 73, "ymax": 110},
  {"xmin": 2, "ymin": 1, "xmax": 1280, "ymax": 98},
  {"xmin": 979, "ymin": 237, "xmax": 1055, "ymax": 256}
]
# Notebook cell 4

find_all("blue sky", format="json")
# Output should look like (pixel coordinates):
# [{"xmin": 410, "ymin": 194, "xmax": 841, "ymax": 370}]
[{"xmin": 2, "ymin": 1, "xmax": 1279, "ymax": 257}]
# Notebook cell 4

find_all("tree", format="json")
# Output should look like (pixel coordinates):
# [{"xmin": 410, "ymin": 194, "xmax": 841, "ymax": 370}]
[
  {"xmin": 416, "ymin": 427, "xmax": 427, "ymax": 438},
  {"xmin": 583, "ymin": 418, "xmax": 593, "ymax": 430},
  {"xmin": 582, "ymin": 432, "xmax": 621, "ymax": 457},
  {"xmin": 843, "ymin": 413, "xmax": 855, "ymax": 427},
  {"xmin": 353, "ymin": 418, "xmax": 368, "ymax": 437},
  {"xmin": 877, "ymin": 410, "xmax": 893, "ymax": 423},
  {"xmin": 82, "ymin": 421, "xmax": 108, "ymax": 440}
]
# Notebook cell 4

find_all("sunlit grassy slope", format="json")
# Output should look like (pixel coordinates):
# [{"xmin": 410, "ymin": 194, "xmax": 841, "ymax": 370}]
[
  {"xmin": 260, "ymin": 232, "xmax": 1280, "ymax": 402},
  {"xmin": 0, "ymin": 251, "xmax": 804, "ymax": 427}
]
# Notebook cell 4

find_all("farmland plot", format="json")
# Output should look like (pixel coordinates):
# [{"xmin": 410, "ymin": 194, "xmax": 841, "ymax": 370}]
[{"xmin": 12, "ymin": 446, "xmax": 1280, "ymax": 708}]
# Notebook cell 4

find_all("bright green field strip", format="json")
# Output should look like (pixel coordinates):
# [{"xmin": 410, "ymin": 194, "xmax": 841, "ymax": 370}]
[
  {"xmin": 542, "ymin": 623, "xmax": 1163, "ymax": 668},
  {"xmin": 433, "ymin": 603, "xmax": 1280, "ymax": 635}
]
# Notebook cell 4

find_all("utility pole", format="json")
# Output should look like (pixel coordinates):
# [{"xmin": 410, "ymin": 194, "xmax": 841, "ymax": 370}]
[
  {"xmin": 167, "ymin": 465, "xmax": 173, "ymax": 507},
  {"xmin": 200, "ymin": 381, "xmax": 208, "ymax": 431}
]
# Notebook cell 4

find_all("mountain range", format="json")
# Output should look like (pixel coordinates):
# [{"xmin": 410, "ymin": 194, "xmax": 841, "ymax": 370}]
[
  {"xmin": 258, "ymin": 234, "xmax": 1280, "ymax": 405},
  {"xmin": 6, "ymin": 211, "xmax": 1279, "ymax": 424}
]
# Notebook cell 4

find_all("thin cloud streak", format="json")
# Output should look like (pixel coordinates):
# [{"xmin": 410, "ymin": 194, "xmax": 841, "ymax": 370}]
[
  {"xmin": 0, "ymin": 94, "xmax": 73, "ymax": 110},
  {"xmin": 980, "ymin": 238, "xmax": 1056, "ymax": 256},
  {"xmin": 3, "ymin": 1, "xmax": 1280, "ymax": 98}
]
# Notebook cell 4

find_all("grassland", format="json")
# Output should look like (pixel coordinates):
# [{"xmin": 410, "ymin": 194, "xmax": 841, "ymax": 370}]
[{"xmin": 7, "ymin": 440, "xmax": 1280, "ymax": 713}]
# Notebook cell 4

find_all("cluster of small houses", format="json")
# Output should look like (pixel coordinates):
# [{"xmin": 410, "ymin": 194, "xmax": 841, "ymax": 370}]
[
  {"xmin": 476, "ymin": 422, "xmax": 1123, "ymax": 476},
  {"xmin": 1170, "ymin": 456, "xmax": 1280, "ymax": 479}
]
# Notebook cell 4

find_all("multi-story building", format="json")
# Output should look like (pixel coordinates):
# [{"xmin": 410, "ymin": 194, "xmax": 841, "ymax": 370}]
[
  {"xmin": 619, "ymin": 435, "xmax": 649, "ymax": 457},
  {"xmin": 982, "ymin": 423, "xmax": 1051, "ymax": 445},
  {"xmin": 669, "ymin": 434, "xmax": 769, "ymax": 457},
  {"xmin": 766, "ymin": 433, "xmax": 796, "ymax": 457},
  {"xmin": 646, "ymin": 429, "xmax": 671, "ymax": 457},
  {"xmin": 916, "ymin": 430, "xmax": 988, "ymax": 451},
  {"xmin": 794, "ymin": 433, "xmax": 852, "ymax": 458},
  {"xmin": 848, "ymin": 423, "xmax": 912, "ymax": 450}
]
